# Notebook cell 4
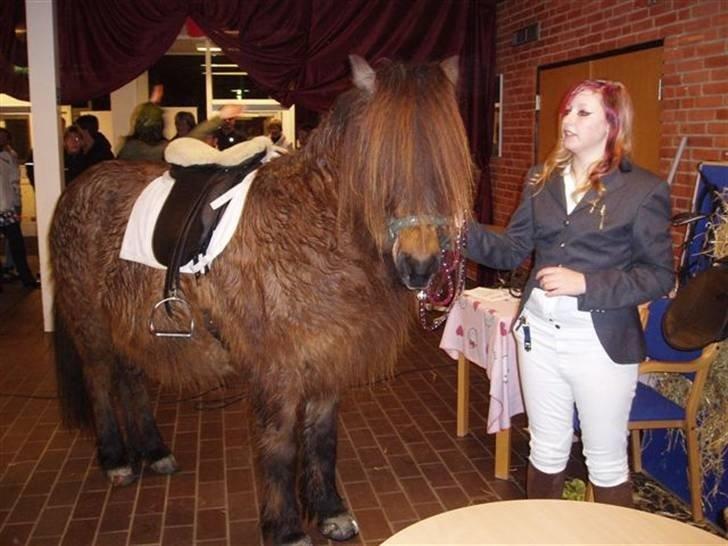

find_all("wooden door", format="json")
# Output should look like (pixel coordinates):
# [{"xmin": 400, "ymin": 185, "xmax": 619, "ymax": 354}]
[{"xmin": 537, "ymin": 47, "xmax": 662, "ymax": 173}]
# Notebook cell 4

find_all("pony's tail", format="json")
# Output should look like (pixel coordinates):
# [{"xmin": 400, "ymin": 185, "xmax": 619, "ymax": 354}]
[{"xmin": 54, "ymin": 310, "xmax": 94, "ymax": 431}]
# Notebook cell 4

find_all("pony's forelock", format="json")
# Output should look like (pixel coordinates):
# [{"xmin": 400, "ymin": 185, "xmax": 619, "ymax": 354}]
[{"xmin": 316, "ymin": 60, "xmax": 474, "ymax": 249}]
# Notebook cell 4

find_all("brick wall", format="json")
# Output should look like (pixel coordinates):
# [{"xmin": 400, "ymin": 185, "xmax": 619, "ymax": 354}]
[{"xmin": 491, "ymin": 0, "xmax": 728, "ymax": 236}]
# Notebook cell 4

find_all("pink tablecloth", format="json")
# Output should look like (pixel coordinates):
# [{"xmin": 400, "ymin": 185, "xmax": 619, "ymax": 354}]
[{"xmin": 440, "ymin": 287, "xmax": 524, "ymax": 433}]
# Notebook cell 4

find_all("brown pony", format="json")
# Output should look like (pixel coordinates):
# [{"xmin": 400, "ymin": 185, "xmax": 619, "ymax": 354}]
[{"xmin": 50, "ymin": 56, "xmax": 473, "ymax": 546}]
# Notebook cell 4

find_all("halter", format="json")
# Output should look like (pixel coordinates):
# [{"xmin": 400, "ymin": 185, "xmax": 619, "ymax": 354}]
[{"xmin": 387, "ymin": 215, "xmax": 448, "ymax": 242}]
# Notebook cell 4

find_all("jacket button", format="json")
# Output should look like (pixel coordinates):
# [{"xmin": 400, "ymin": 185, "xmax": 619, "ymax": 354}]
[
  {"xmin": 564, "ymin": 219, "xmax": 570, "ymax": 226},
  {"xmin": 559, "ymin": 242, "xmax": 566, "ymax": 248}
]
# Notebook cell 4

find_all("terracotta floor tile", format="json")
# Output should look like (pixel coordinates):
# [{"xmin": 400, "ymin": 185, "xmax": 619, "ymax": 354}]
[
  {"xmin": 351, "ymin": 508, "xmax": 391, "ymax": 542},
  {"xmin": 0, "ymin": 522, "xmax": 34, "ymax": 546},
  {"xmin": 32, "ymin": 505, "xmax": 72, "ymax": 537},
  {"xmin": 343, "ymin": 481, "xmax": 379, "ymax": 510},
  {"xmin": 228, "ymin": 520, "xmax": 262, "ymax": 546},
  {"xmin": 130, "ymin": 513, "xmax": 163, "ymax": 544},
  {"xmin": 8, "ymin": 494, "xmax": 47, "ymax": 524},
  {"xmin": 366, "ymin": 468, "xmax": 401, "ymax": 496},
  {"xmin": 98, "ymin": 502, "xmax": 133, "ymax": 534},
  {"xmin": 72, "ymin": 490, "xmax": 107, "ymax": 519},
  {"xmin": 435, "ymin": 485, "xmax": 470, "ymax": 510},
  {"xmin": 61, "ymin": 518, "xmax": 98, "ymax": 546},
  {"xmin": 197, "ymin": 481, "xmax": 226, "ymax": 509},
  {"xmin": 226, "ymin": 491, "xmax": 258, "ymax": 521},
  {"xmin": 412, "ymin": 501, "xmax": 444, "ymax": 520},
  {"xmin": 136, "ymin": 485, "xmax": 166, "ymax": 515},
  {"xmin": 196, "ymin": 508, "xmax": 227, "ymax": 541},
  {"xmin": 378, "ymin": 491, "xmax": 417, "ymax": 523},
  {"xmin": 161, "ymin": 525, "xmax": 194, "ymax": 546},
  {"xmin": 165, "ymin": 497, "xmax": 196, "ymax": 527},
  {"xmin": 387, "ymin": 454, "xmax": 421, "ymax": 479}
]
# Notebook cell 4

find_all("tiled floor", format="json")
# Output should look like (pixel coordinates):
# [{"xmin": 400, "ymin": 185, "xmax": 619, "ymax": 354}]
[{"xmin": 0, "ymin": 266, "xmax": 724, "ymax": 545}]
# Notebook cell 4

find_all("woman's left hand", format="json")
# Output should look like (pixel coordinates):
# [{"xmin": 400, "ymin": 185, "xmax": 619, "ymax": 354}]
[{"xmin": 536, "ymin": 266, "xmax": 586, "ymax": 296}]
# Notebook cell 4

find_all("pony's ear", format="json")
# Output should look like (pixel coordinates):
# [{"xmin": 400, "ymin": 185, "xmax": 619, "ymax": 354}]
[
  {"xmin": 349, "ymin": 55, "xmax": 376, "ymax": 94},
  {"xmin": 440, "ymin": 56, "xmax": 459, "ymax": 87}
]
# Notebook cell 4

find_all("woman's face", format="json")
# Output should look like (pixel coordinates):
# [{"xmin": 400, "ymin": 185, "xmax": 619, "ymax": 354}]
[{"xmin": 561, "ymin": 90, "xmax": 610, "ymax": 162}]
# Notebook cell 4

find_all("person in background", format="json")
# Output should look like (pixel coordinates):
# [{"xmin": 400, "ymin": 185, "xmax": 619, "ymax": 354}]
[
  {"xmin": 0, "ymin": 127, "xmax": 39, "ymax": 289},
  {"xmin": 295, "ymin": 123, "xmax": 315, "ymax": 149},
  {"xmin": 466, "ymin": 80, "xmax": 674, "ymax": 507},
  {"xmin": 62, "ymin": 125, "xmax": 88, "ymax": 184},
  {"xmin": 213, "ymin": 114, "xmax": 246, "ymax": 151},
  {"xmin": 75, "ymin": 114, "xmax": 114, "ymax": 167},
  {"xmin": 186, "ymin": 104, "xmax": 245, "ymax": 149},
  {"xmin": 267, "ymin": 119, "xmax": 292, "ymax": 150},
  {"xmin": 172, "ymin": 111, "xmax": 196, "ymax": 140},
  {"xmin": 117, "ymin": 85, "xmax": 168, "ymax": 162}
]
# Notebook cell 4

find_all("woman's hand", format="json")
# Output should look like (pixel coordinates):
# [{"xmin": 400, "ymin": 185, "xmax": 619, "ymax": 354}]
[{"xmin": 535, "ymin": 266, "xmax": 586, "ymax": 296}]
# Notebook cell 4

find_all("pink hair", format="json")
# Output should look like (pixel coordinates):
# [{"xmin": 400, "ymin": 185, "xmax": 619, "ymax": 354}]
[{"xmin": 533, "ymin": 79, "xmax": 633, "ymax": 199}]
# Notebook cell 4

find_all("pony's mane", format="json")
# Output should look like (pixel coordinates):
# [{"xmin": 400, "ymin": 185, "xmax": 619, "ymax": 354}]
[{"xmin": 304, "ymin": 60, "xmax": 474, "ymax": 249}]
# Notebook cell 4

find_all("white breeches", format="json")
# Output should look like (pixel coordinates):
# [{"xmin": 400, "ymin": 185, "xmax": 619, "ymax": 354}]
[{"xmin": 516, "ymin": 290, "xmax": 639, "ymax": 487}]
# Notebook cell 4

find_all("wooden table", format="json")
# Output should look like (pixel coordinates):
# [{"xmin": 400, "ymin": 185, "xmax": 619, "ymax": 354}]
[
  {"xmin": 439, "ymin": 288, "xmax": 523, "ymax": 479},
  {"xmin": 382, "ymin": 499, "xmax": 727, "ymax": 544}
]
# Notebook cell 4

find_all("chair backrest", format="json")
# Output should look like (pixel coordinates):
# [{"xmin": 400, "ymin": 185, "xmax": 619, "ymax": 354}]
[{"xmin": 643, "ymin": 298, "xmax": 701, "ymax": 362}]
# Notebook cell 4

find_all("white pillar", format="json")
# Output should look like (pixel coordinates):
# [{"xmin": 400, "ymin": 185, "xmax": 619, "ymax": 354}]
[
  {"xmin": 25, "ymin": 0, "xmax": 63, "ymax": 331},
  {"xmin": 110, "ymin": 72, "xmax": 148, "ymax": 154}
]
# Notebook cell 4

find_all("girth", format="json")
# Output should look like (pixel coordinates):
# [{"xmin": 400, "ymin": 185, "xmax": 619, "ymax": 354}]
[{"xmin": 152, "ymin": 150, "xmax": 265, "ymax": 304}]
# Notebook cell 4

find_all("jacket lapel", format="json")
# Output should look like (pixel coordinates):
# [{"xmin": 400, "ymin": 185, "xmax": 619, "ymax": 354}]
[
  {"xmin": 571, "ymin": 168, "xmax": 628, "ymax": 215},
  {"xmin": 544, "ymin": 173, "xmax": 567, "ymax": 214}
]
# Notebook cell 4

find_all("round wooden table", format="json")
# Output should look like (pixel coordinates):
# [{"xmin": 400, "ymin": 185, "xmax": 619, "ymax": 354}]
[{"xmin": 381, "ymin": 500, "xmax": 726, "ymax": 544}]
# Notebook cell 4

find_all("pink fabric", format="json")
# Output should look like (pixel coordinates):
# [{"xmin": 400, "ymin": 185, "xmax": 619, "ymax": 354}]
[{"xmin": 439, "ymin": 287, "xmax": 524, "ymax": 433}]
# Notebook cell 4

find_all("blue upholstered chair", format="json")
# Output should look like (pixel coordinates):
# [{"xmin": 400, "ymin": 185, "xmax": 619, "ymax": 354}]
[{"xmin": 629, "ymin": 298, "xmax": 720, "ymax": 522}]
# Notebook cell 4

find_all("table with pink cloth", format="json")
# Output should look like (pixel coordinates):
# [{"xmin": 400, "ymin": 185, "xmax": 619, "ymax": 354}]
[{"xmin": 439, "ymin": 287, "xmax": 524, "ymax": 479}]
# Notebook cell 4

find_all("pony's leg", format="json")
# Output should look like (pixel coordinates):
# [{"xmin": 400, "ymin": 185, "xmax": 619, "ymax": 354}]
[
  {"xmin": 253, "ymin": 388, "xmax": 308, "ymax": 546},
  {"xmin": 301, "ymin": 398, "xmax": 359, "ymax": 541},
  {"xmin": 117, "ymin": 361, "xmax": 178, "ymax": 475},
  {"xmin": 84, "ymin": 362, "xmax": 137, "ymax": 486}
]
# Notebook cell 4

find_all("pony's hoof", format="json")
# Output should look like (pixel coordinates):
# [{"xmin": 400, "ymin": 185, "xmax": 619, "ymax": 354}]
[
  {"xmin": 150, "ymin": 454, "xmax": 179, "ymax": 475},
  {"xmin": 280, "ymin": 533, "xmax": 313, "ymax": 546},
  {"xmin": 319, "ymin": 512, "xmax": 359, "ymax": 541},
  {"xmin": 107, "ymin": 466, "xmax": 137, "ymax": 487}
]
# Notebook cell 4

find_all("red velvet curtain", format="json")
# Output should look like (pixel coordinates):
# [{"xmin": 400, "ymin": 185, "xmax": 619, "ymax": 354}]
[{"xmin": 0, "ymin": 0, "xmax": 495, "ymax": 221}]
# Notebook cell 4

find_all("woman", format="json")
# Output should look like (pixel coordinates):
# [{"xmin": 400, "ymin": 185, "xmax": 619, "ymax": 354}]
[
  {"xmin": 0, "ymin": 128, "xmax": 39, "ymax": 288},
  {"xmin": 467, "ymin": 80, "xmax": 674, "ymax": 506}
]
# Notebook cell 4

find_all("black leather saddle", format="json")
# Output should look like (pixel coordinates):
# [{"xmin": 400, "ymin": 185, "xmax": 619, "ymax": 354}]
[{"xmin": 152, "ymin": 150, "xmax": 265, "ymax": 302}]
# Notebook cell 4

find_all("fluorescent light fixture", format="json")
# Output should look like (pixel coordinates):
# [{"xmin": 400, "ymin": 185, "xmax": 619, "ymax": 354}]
[{"xmin": 196, "ymin": 45, "xmax": 222, "ymax": 52}]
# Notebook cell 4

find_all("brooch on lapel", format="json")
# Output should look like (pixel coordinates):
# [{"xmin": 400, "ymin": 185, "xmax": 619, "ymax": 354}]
[{"xmin": 589, "ymin": 200, "xmax": 606, "ymax": 230}]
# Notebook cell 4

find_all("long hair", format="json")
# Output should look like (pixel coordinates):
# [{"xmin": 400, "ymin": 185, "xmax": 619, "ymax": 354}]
[
  {"xmin": 313, "ymin": 60, "xmax": 474, "ymax": 250},
  {"xmin": 534, "ymin": 79, "xmax": 633, "ymax": 199}
]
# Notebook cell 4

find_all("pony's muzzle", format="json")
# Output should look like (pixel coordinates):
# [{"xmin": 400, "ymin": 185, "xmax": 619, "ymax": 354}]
[{"xmin": 397, "ymin": 253, "xmax": 442, "ymax": 290}]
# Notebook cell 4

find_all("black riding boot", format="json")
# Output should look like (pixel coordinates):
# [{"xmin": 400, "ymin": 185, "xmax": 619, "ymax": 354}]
[
  {"xmin": 592, "ymin": 480, "xmax": 633, "ymax": 508},
  {"xmin": 527, "ymin": 463, "xmax": 567, "ymax": 499}
]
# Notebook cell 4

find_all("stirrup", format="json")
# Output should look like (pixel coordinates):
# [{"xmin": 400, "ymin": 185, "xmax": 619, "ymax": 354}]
[{"xmin": 149, "ymin": 296, "xmax": 195, "ymax": 338}]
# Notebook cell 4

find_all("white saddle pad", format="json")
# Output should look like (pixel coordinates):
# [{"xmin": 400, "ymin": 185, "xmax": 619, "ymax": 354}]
[{"xmin": 119, "ymin": 168, "xmax": 258, "ymax": 274}]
